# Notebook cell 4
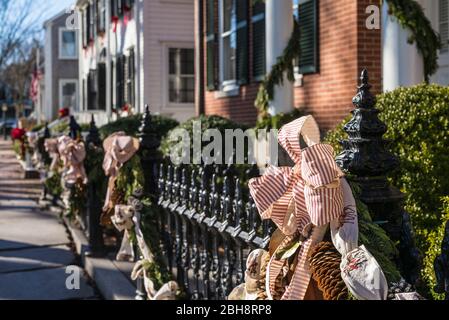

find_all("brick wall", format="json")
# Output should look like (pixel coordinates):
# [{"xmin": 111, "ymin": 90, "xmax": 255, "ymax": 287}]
[{"xmin": 201, "ymin": 0, "xmax": 381, "ymax": 131}]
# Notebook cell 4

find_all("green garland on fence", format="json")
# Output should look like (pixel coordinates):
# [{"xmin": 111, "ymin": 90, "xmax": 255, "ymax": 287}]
[
  {"xmin": 254, "ymin": 18, "xmax": 300, "ymax": 121},
  {"xmin": 385, "ymin": 0, "xmax": 441, "ymax": 82},
  {"xmin": 349, "ymin": 181, "xmax": 402, "ymax": 283}
]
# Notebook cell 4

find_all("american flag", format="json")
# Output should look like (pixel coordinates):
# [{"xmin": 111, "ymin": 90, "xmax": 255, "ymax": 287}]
[{"xmin": 30, "ymin": 68, "xmax": 43, "ymax": 103}]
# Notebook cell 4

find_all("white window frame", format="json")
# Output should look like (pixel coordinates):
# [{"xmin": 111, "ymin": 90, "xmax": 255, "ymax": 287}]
[
  {"xmin": 59, "ymin": 79, "xmax": 79, "ymax": 112},
  {"xmin": 218, "ymin": 0, "xmax": 239, "ymax": 95},
  {"xmin": 162, "ymin": 42, "xmax": 195, "ymax": 110},
  {"xmin": 59, "ymin": 28, "xmax": 78, "ymax": 60}
]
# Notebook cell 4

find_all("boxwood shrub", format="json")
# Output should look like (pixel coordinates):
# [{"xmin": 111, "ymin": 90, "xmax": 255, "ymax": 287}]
[{"xmin": 325, "ymin": 84, "xmax": 449, "ymax": 295}]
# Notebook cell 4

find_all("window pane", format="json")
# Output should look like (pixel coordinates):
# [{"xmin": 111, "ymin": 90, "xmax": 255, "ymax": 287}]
[
  {"xmin": 61, "ymin": 31, "xmax": 76, "ymax": 57},
  {"xmin": 168, "ymin": 48, "xmax": 195, "ymax": 104},
  {"xmin": 223, "ymin": 35, "xmax": 236, "ymax": 81},
  {"xmin": 180, "ymin": 49, "xmax": 194, "ymax": 75},
  {"xmin": 62, "ymin": 83, "xmax": 77, "ymax": 109},
  {"xmin": 223, "ymin": 0, "xmax": 235, "ymax": 32}
]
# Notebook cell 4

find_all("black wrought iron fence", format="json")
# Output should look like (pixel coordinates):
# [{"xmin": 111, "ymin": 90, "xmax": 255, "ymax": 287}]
[{"xmin": 156, "ymin": 161, "xmax": 273, "ymax": 299}]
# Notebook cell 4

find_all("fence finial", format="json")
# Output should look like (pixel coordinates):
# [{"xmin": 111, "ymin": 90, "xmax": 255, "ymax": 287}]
[
  {"xmin": 138, "ymin": 104, "xmax": 160, "ymax": 152},
  {"xmin": 44, "ymin": 122, "xmax": 51, "ymax": 139},
  {"xmin": 86, "ymin": 114, "xmax": 101, "ymax": 147},
  {"xmin": 69, "ymin": 116, "xmax": 81, "ymax": 140},
  {"xmin": 335, "ymin": 68, "xmax": 421, "ymax": 285}
]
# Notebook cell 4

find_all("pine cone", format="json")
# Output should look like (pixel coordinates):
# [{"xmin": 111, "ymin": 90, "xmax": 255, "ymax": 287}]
[{"xmin": 309, "ymin": 242, "xmax": 348, "ymax": 300}]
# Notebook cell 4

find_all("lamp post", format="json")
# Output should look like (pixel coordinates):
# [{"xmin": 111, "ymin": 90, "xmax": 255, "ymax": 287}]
[{"xmin": 2, "ymin": 104, "xmax": 8, "ymax": 140}]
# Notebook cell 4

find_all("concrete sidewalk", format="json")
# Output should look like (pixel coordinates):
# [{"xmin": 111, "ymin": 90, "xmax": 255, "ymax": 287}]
[{"xmin": 0, "ymin": 139, "xmax": 97, "ymax": 300}]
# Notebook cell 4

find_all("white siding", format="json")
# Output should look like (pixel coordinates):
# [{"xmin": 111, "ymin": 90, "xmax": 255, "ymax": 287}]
[{"xmin": 143, "ymin": 0, "xmax": 195, "ymax": 122}]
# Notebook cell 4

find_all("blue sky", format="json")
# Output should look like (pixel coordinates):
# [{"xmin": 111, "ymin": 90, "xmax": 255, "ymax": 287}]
[{"xmin": 38, "ymin": 0, "xmax": 75, "ymax": 26}]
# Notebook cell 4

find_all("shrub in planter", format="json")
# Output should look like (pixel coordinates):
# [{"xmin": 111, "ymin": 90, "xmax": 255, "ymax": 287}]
[
  {"xmin": 325, "ymin": 84, "xmax": 449, "ymax": 293},
  {"xmin": 99, "ymin": 114, "xmax": 179, "ymax": 140}
]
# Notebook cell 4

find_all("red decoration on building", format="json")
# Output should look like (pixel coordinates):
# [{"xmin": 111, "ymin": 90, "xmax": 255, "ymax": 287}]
[{"xmin": 59, "ymin": 108, "xmax": 70, "ymax": 119}]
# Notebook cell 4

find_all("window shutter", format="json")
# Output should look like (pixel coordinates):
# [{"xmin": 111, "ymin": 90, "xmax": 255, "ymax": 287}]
[
  {"xmin": 116, "ymin": 56, "xmax": 123, "ymax": 109},
  {"xmin": 440, "ymin": 0, "xmax": 449, "ymax": 53},
  {"xmin": 98, "ymin": 0, "xmax": 106, "ymax": 34},
  {"xmin": 128, "ymin": 49, "xmax": 136, "ymax": 108},
  {"xmin": 98, "ymin": 63, "xmax": 107, "ymax": 110},
  {"xmin": 236, "ymin": 0, "xmax": 249, "ymax": 85},
  {"xmin": 298, "ymin": 0, "xmax": 319, "ymax": 74},
  {"xmin": 82, "ymin": 9, "xmax": 88, "ymax": 48},
  {"xmin": 206, "ymin": 0, "xmax": 217, "ymax": 91},
  {"xmin": 89, "ymin": 4, "xmax": 95, "ymax": 41},
  {"xmin": 252, "ymin": 1, "xmax": 266, "ymax": 80},
  {"xmin": 117, "ymin": 0, "xmax": 123, "ymax": 16},
  {"xmin": 111, "ymin": 0, "xmax": 118, "ymax": 18}
]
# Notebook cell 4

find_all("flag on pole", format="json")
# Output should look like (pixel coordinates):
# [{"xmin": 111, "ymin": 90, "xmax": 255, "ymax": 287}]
[{"xmin": 30, "ymin": 68, "xmax": 42, "ymax": 103}]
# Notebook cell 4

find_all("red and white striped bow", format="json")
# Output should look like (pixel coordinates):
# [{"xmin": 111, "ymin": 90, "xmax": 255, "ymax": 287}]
[{"xmin": 249, "ymin": 116, "xmax": 345, "ymax": 300}]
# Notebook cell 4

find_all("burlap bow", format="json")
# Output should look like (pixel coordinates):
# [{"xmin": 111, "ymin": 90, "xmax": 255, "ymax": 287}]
[
  {"xmin": 249, "ymin": 116, "xmax": 345, "ymax": 300},
  {"xmin": 44, "ymin": 138, "xmax": 60, "ymax": 172},
  {"xmin": 57, "ymin": 136, "xmax": 88, "ymax": 185},
  {"xmin": 102, "ymin": 132, "xmax": 140, "ymax": 221},
  {"xmin": 112, "ymin": 204, "xmax": 135, "ymax": 262}
]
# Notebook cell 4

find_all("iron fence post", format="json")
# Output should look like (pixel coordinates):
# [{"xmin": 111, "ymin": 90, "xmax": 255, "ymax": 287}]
[
  {"xmin": 85, "ymin": 115, "xmax": 105, "ymax": 257},
  {"xmin": 335, "ymin": 69, "xmax": 421, "ymax": 284}
]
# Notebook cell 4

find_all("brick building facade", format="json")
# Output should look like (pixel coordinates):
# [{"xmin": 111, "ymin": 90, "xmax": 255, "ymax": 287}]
[{"xmin": 199, "ymin": 0, "xmax": 381, "ymax": 131}]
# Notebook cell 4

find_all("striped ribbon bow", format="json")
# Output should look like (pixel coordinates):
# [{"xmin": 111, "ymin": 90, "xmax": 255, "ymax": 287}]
[{"xmin": 249, "ymin": 116, "xmax": 344, "ymax": 300}]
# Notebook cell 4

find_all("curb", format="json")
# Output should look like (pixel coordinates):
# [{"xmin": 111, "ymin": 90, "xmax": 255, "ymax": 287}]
[{"xmin": 63, "ymin": 216, "xmax": 137, "ymax": 300}]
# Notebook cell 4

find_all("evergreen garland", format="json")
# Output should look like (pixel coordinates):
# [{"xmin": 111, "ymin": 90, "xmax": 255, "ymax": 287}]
[{"xmin": 386, "ymin": 0, "xmax": 441, "ymax": 82}]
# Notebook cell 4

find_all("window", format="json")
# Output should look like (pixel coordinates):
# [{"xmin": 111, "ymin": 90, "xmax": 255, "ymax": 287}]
[
  {"xmin": 221, "ymin": 0, "xmax": 237, "ymax": 84},
  {"xmin": 59, "ymin": 80, "xmax": 78, "ymax": 111},
  {"xmin": 168, "ymin": 48, "xmax": 195, "ymax": 104},
  {"xmin": 59, "ymin": 29, "xmax": 77, "ymax": 59},
  {"xmin": 206, "ymin": 0, "xmax": 217, "ymax": 90},
  {"xmin": 218, "ymin": 0, "xmax": 248, "ymax": 92},
  {"xmin": 440, "ymin": 0, "xmax": 449, "ymax": 53}
]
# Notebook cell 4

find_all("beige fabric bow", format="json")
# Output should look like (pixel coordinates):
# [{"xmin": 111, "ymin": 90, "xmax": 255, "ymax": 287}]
[
  {"xmin": 44, "ymin": 138, "xmax": 60, "ymax": 172},
  {"xmin": 57, "ymin": 136, "xmax": 88, "ymax": 185},
  {"xmin": 112, "ymin": 204, "xmax": 135, "ymax": 262},
  {"xmin": 102, "ymin": 132, "xmax": 140, "ymax": 214}
]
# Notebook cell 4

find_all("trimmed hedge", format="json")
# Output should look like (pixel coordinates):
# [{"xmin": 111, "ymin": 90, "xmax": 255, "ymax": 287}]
[
  {"xmin": 99, "ymin": 114, "xmax": 179, "ymax": 140},
  {"xmin": 325, "ymin": 84, "xmax": 449, "ymax": 294}
]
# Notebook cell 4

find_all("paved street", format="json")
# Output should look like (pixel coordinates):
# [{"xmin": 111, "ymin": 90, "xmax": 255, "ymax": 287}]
[{"xmin": 0, "ymin": 139, "xmax": 96, "ymax": 300}]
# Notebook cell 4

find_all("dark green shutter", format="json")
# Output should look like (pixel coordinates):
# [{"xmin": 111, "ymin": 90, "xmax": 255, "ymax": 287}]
[
  {"xmin": 252, "ymin": 1, "xmax": 266, "ymax": 80},
  {"xmin": 98, "ymin": 63, "xmax": 106, "ymax": 111},
  {"xmin": 206, "ymin": 0, "xmax": 217, "ymax": 91},
  {"xmin": 111, "ymin": 0, "xmax": 118, "ymax": 18},
  {"xmin": 128, "ymin": 49, "xmax": 135, "ymax": 108},
  {"xmin": 298, "ymin": 0, "xmax": 319, "ymax": 74},
  {"xmin": 116, "ymin": 56, "xmax": 124, "ymax": 109},
  {"xmin": 236, "ymin": 0, "xmax": 249, "ymax": 85}
]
